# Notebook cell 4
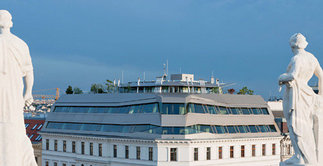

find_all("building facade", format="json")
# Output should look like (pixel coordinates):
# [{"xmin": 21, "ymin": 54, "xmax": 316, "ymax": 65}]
[
  {"xmin": 25, "ymin": 118, "xmax": 45, "ymax": 166},
  {"xmin": 41, "ymin": 93, "xmax": 282, "ymax": 166}
]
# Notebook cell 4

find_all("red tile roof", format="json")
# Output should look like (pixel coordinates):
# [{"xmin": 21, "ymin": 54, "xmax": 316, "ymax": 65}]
[{"xmin": 24, "ymin": 119, "xmax": 45, "ymax": 143}]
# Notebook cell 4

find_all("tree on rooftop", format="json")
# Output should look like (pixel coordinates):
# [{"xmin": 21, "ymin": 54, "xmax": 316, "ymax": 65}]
[
  {"xmin": 105, "ymin": 79, "xmax": 115, "ymax": 93},
  {"xmin": 211, "ymin": 87, "xmax": 223, "ymax": 94},
  {"xmin": 237, "ymin": 86, "xmax": 254, "ymax": 95},
  {"xmin": 73, "ymin": 87, "xmax": 83, "ymax": 94},
  {"xmin": 228, "ymin": 88, "xmax": 235, "ymax": 94},
  {"xmin": 90, "ymin": 84, "xmax": 105, "ymax": 94},
  {"xmin": 65, "ymin": 85, "xmax": 73, "ymax": 94}
]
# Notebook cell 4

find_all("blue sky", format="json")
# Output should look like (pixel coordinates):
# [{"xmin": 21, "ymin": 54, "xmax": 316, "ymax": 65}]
[{"xmin": 1, "ymin": 0, "xmax": 323, "ymax": 99}]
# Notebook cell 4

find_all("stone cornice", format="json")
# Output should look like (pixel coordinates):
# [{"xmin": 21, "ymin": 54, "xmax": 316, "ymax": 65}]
[{"xmin": 41, "ymin": 132, "xmax": 282, "ymax": 144}]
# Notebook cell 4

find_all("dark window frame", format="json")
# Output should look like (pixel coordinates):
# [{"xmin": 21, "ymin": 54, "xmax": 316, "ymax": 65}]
[
  {"xmin": 206, "ymin": 147, "xmax": 211, "ymax": 160},
  {"xmin": 170, "ymin": 148, "xmax": 177, "ymax": 161},
  {"xmin": 194, "ymin": 148, "xmax": 198, "ymax": 161}
]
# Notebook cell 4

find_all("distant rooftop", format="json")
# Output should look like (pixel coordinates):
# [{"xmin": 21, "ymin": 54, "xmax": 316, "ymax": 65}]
[{"xmin": 117, "ymin": 73, "xmax": 232, "ymax": 94}]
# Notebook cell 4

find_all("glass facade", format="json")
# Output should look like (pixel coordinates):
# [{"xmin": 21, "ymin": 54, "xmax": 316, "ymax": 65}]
[
  {"xmin": 46, "ymin": 122, "xmax": 277, "ymax": 135},
  {"xmin": 187, "ymin": 104, "xmax": 269, "ymax": 115},
  {"xmin": 53, "ymin": 103, "xmax": 270, "ymax": 115},
  {"xmin": 54, "ymin": 103, "xmax": 159, "ymax": 114}
]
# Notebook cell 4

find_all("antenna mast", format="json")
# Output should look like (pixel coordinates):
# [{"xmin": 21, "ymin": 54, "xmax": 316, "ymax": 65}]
[
  {"xmin": 166, "ymin": 60, "xmax": 169, "ymax": 76},
  {"xmin": 121, "ymin": 71, "xmax": 124, "ymax": 84}
]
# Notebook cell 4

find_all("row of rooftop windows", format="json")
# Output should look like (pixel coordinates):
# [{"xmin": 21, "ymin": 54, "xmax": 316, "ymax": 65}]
[
  {"xmin": 53, "ymin": 103, "xmax": 269, "ymax": 115},
  {"xmin": 46, "ymin": 122, "xmax": 277, "ymax": 135},
  {"xmin": 25, "ymin": 123, "xmax": 43, "ymax": 130}
]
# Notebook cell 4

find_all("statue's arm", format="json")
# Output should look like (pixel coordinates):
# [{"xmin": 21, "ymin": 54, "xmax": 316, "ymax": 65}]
[
  {"xmin": 22, "ymin": 43, "xmax": 34, "ymax": 106},
  {"xmin": 279, "ymin": 57, "xmax": 300, "ymax": 84},
  {"xmin": 24, "ymin": 71, "xmax": 34, "ymax": 106},
  {"xmin": 314, "ymin": 63, "xmax": 323, "ymax": 95}
]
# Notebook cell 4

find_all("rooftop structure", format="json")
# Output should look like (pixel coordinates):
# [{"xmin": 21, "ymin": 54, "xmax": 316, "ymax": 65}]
[
  {"xmin": 118, "ymin": 73, "xmax": 230, "ymax": 94},
  {"xmin": 41, "ymin": 93, "xmax": 282, "ymax": 166},
  {"xmin": 25, "ymin": 118, "xmax": 45, "ymax": 143},
  {"xmin": 25, "ymin": 118, "xmax": 45, "ymax": 166}
]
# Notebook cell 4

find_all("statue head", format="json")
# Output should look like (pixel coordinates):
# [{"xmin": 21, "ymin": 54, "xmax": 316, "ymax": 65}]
[
  {"xmin": 289, "ymin": 33, "xmax": 308, "ymax": 49},
  {"xmin": 0, "ymin": 10, "xmax": 13, "ymax": 29}
]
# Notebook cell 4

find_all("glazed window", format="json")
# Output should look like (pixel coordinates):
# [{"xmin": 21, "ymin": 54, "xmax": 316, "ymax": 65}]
[
  {"xmin": 218, "ymin": 147, "xmax": 223, "ymax": 159},
  {"xmin": 54, "ymin": 140, "xmax": 57, "ymax": 151},
  {"xmin": 81, "ymin": 142, "xmax": 85, "ymax": 154},
  {"xmin": 90, "ymin": 143, "xmax": 93, "ymax": 155},
  {"xmin": 149, "ymin": 147, "xmax": 153, "ymax": 161},
  {"xmin": 162, "ymin": 103, "xmax": 186, "ymax": 114},
  {"xmin": 262, "ymin": 144, "xmax": 266, "ymax": 156},
  {"xmin": 272, "ymin": 144, "xmax": 276, "ymax": 155},
  {"xmin": 113, "ymin": 145, "xmax": 117, "ymax": 158},
  {"xmin": 125, "ymin": 145, "xmax": 129, "ymax": 159},
  {"xmin": 99, "ymin": 144, "xmax": 102, "ymax": 156},
  {"xmin": 136, "ymin": 146, "xmax": 141, "ymax": 160},
  {"xmin": 72, "ymin": 141, "xmax": 76, "ymax": 153},
  {"xmin": 194, "ymin": 148, "xmax": 199, "ymax": 161},
  {"xmin": 170, "ymin": 148, "xmax": 177, "ymax": 161},
  {"xmin": 46, "ymin": 139, "xmax": 49, "ymax": 150},
  {"xmin": 206, "ymin": 147, "xmax": 211, "ymax": 160},
  {"xmin": 252, "ymin": 145, "xmax": 256, "ymax": 157},
  {"xmin": 230, "ymin": 146, "xmax": 234, "ymax": 158},
  {"xmin": 63, "ymin": 140, "xmax": 66, "ymax": 152},
  {"xmin": 241, "ymin": 108, "xmax": 250, "ymax": 114},
  {"xmin": 241, "ymin": 145, "xmax": 245, "ymax": 157},
  {"xmin": 218, "ymin": 106, "xmax": 229, "ymax": 114}
]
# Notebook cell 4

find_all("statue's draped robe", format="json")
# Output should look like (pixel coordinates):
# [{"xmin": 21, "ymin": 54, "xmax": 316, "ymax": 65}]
[
  {"xmin": 283, "ymin": 54, "xmax": 322, "ymax": 164},
  {"xmin": 0, "ymin": 33, "xmax": 37, "ymax": 166}
]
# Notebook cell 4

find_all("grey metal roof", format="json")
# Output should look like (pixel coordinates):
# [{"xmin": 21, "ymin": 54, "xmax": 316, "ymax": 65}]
[{"xmin": 55, "ymin": 93, "xmax": 267, "ymax": 107}]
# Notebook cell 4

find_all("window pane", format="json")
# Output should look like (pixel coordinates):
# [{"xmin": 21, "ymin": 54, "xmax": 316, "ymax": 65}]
[
  {"xmin": 162, "ymin": 104, "xmax": 185, "ymax": 114},
  {"xmin": 64, "ymin": 123, "xmax": 82, "ymax": 130},
  {"xmin": 173, "ymin": 104, "xmax": 185, "ymax": 114},
  {"xmin": 200, "ymin": 125, "xmax": 212, "ymax": 133},
  {"xmin": 207, "ymin": 105, "xmax": 217, "ymax": 114},
  {"xmin": 230, "ymin": 108, "xmax": 240, "ymax": 114},
  {"xmin": 134, "ymin": 125, "xmax": 151, "ymax": 132},
  {"xmin": 108, "ymin": 107, "xmax": 120, "ymax": 113},
  {"xmin": 142, "ymin": 103, "xmax": 157, "ymax": 113},
  {"xmin": 188, "ymin": 104, "xmax": 195, "ymax": 113},
  {"xmin": 70, "ymin": 107, "xmax": 88, "ymax": 113},
  {"xmin": 238, "ymin": 126, "xmax": 247, "ymax": 133},
  {"xmin": 54, "ymin": 106, "xmax": 70, "ymax": 112},
  {"xmin": 215, "ymin": 126, "xmax": 226, "ymax": 134},
  {"xmin": 47, "ymin": 122, "xmax": 64, "ymax": 129},
  {"xmin": 218, "ymin": 106, "xmax": 229, "ymax": 114},
  {"xmin": 161, "ymin": 104, "xmax": 171, "ymax": 114},
  {"xmin": 82, "ymin": 124, "xmax": 101, "ymax": 131},
  {"xmin": 194, "ymin": 104, "xmax": 205, "ymax": 114},
  {"xmin": 241, "ymin": 108, "xmax": 250, "ymax": 114},
  {"xmin": 269, "ymin": 125, "xmax": 277, "ymax": 132},
  {"xmin": 261, "ymin": 108, "xmax": 269, "ymax": 114},
  {"xmin": 249, "ymin": 125, "xmax": 258, "ymax": 133},
  {"xmin": 118, "ymin": 106, "xmax": 129, "ymax": 114},
  {"xmin": 227, "ymin": 126, "xmax": 236, "ymax": 133},
  {"xmin": 102, "ymin": 125, "xmax": 123, "ymax": 132},
  {"xmin": 251, "ymin": 108, "xmax": 261, "ymax": 115},
  {"xmin": 258, "ymin": 125, "xmax": 268, "ymax": 132},
  {"xmin": 162, "ymin": 127, "xmax": 184, "ymax": 135}
]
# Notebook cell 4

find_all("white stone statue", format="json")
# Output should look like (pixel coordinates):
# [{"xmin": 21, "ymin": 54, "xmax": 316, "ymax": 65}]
[
  {"xmin": 279, "ymin": 33, "xmax": 323, "ymax": 166},
  {"xmin": 0, "ymin": 10, "xmax": 37, "ymax": 166}
]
